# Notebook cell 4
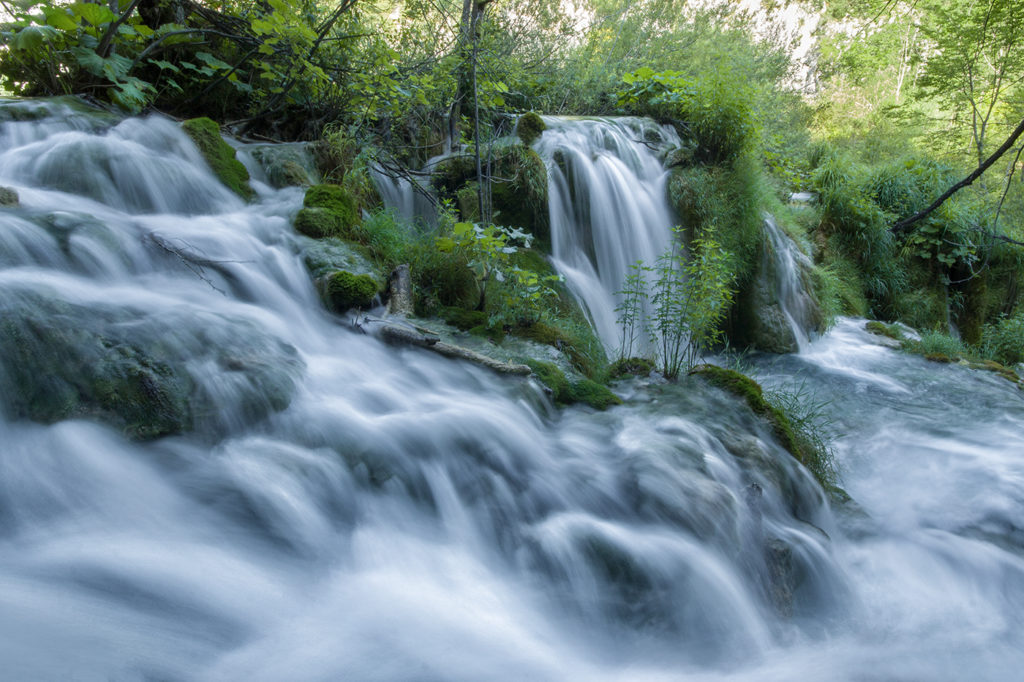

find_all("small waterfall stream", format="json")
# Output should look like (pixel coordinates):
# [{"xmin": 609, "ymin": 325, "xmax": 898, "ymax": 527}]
[
  {"xmin": 535, "ymin": 118, "xmax": 680, "ymax": 354},
  {"xmin": 2, "ymin": 99, "xmax": 1024, "ymax": 680},
  {"xmin": 762, "ymin": 215, "xmax": 818, "ymax": 351}
]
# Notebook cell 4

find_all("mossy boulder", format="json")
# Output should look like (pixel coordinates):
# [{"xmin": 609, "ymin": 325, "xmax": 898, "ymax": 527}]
[
  {"xmin": 609, "ymin": 357, "xmax": 655, "ymax": 377},
  {"xmin": 300, "ymin": 236, "xmax": 378, "ymax": 281},
  {"xmin": 295, "ymin": 207, "xmax": 344, "ymax": 239},
  {"xmin": 248, "ymin": 144, "xmax": 318, "ymax": 188},
  {"xmin": 323, "ymin": 270, "xmax": 378, "ymax": 312},
  {"xmin": 0, "ymin": 289, "xmax": 301, "ymax": 439},
  {"xmin": 525, "ymin": 360, "xmax": 621, "ymax": 410},
  {"xmin": 293, "ymin": 184, "xmax": 360, "ymax": 240},
  {"xmin": 181, "ymin": 117, "xmax": 253, "ymax": 200},
  {"xmin": 0, "ymin": 186, "xmax": 18, "ymax": 207},
  {"xmin": 516, "ymin": 112, "xmax": 546, "ymax": 146}
]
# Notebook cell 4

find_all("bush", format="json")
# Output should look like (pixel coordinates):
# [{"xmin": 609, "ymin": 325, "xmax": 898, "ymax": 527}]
[
  {"xmin": 980, "ymin": 313, "xmax": 1024, "ymax": 366},
  {"xmin": 618, "ymin": 68, "xmax": 759, "ymax": 163}
]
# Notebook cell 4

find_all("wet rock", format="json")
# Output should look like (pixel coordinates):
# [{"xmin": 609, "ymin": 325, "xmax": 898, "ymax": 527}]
[
  {"xmin": 0, "ymin": 186, "xmax": 18, "ymax": 207},
  {"xmin": 0, "ymin": 288, "xmax": 302, "ymax": 439}
]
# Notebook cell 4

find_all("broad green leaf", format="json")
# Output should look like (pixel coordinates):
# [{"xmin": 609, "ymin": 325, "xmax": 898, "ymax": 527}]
[
  {"xmin": 42, "ymin": 7, "xmax": 79, "ymax": 32},
  {"xmin": 71, "ymin": 2, "xmax": 116, "ymax": 27},
  {"xmin": 12, "ymin": 24, "xmax": 59, "ymax": 51}
]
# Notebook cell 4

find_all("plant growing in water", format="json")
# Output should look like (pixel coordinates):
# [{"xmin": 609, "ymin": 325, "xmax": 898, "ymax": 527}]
[
  {"xmin": 648, "ymin": 226, "xmax": 735, "ymax": 379},
  {"xmin": 614, "ymin": 260, "xmax": 649, "ymax": 361}
]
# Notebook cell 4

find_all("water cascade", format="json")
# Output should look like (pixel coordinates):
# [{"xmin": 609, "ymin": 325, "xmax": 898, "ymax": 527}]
[
  {"xmin": 2, "ymin": 99, "xmax": 1024, "ymax": 680},
  {"xmin": 761, "ymin": 215, "xmax": 819, "ymax": 351},
  {"xmin": 534, "ymin": 118, "xmax": 680, "ymax": 354}
]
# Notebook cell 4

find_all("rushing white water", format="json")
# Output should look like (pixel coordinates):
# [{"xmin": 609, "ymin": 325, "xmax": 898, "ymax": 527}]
[
  {"xmin": 2, "ymin": 99, "xmax": 1024, "ymax": 681},
  {"xmin": 535, "ymin": 118, "xmax": 680, "ymax": 355},
  {"xmin": 761, "ymin": 215, "xmax": 818, "ymax": 351}
]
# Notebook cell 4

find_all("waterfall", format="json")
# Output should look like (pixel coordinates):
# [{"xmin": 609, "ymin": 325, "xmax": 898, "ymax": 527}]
[
  {"xmin": 3, "ymin": 98, "xmax": 1024, "ymax": 681},
  {"xmin": 762, "ymin": 214, "xmax": 818, "ymax": 352},
  {"xmin": 534, "ymin": 118, "xmax": 680, "ymax": 355}
]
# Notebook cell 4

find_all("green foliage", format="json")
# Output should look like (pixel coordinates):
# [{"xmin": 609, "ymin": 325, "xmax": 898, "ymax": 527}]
[
  {"xmin": 435, "ymin": 220, "xmax": 556, "ymax": 318},
  {"xmin": 618, "ymin": 68, "xmax": 759, "ymax": 162},
  {"xmin": 668, "ymin": 152, "xmax": 766, "ymax": 291},
  {"xmin": 614, "ymin": 260, "xmax": 648, "ymax": 361},
  {"xmin": 905, "ymin": 330, "xmax": 968, "ymax": 359},
  {"xmin": 181, "ymin": 117, "xmax": 252, "ymax": 199},
  {"xmin": 324, "ymin": 271, "xmax": 378, "ymax": 313},
  {"xmin": 979, "ymin": 313, "xmax": 1024, "ymax": 366},
  {"xmin": 626, "ymin": 226, "xmax": 735, "ymax": 380}
]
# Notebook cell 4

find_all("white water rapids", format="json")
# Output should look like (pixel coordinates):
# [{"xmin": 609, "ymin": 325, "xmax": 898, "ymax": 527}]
[{"xmin": 1, "ymin": 99, "xmax": 1023, "ymax": 680}]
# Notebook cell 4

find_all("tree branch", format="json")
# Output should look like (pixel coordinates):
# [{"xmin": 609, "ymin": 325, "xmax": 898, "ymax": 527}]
[{"xmin": 893, "ymin": 115, "xmax": 1024, "ymax": 233}]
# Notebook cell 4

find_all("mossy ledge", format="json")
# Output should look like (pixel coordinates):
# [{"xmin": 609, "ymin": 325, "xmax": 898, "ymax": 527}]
[
  {"xmin": 691, "ymin": 364, "xmax": 835, "ymax": 488},
  {"xmin": 181, "ymin": 117, "xmax": 253, "ymax": 200},
  {"xmin": 526, "ymin": 360, "xmax": 622, "ymax": 411}
]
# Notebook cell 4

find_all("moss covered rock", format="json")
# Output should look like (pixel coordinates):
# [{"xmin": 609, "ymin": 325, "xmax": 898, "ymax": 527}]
[
  {"xmin": 323, "ymin": 270, "xmax": 378, "ymax": 312},
  {"xmin": 181, "ymin": 117, "xmax": 253, "ymax": 200},
  {"xmin": 293, "ymin": 184, "xmax": 361, "ymax": 240},
  {"xmin": 295, "ymin": 207, "xmax": 344, "ymax": 239},
  {"xmin": 0, "ymin": 186, "xmax": 18, "ymax": 207},
  {"xmin": 690, "ymin": 365, "xmax": 803, "ymax": 466},
  {"xmin": 525, "ymin": 360, "xmax": 621, "ymax": 410},
  {"xmin": 516, "ymin": 112, "xmax": 546, "ymax": 146},
  {"xmin": 0, "ymin": 289, "xmax": 301, "ymax": 439}
]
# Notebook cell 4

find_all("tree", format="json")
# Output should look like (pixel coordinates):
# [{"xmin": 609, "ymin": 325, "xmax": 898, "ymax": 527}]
[{"xmin": 918, "ymin": 0, "xmax": 1024, "ymax": 167}]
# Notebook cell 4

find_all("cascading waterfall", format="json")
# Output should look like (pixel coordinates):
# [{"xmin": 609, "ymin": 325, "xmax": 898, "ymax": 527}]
[
  {"xmin": 762, "ymin": 214, "xmax": 818, "ymax": 351},
  {"xmin": 2, "ymin": 99, "xmax": 1024, "ymax": 681},
  {"xmin": 534, "ymin": 118, "xmax": 680, "ymax": 354}
]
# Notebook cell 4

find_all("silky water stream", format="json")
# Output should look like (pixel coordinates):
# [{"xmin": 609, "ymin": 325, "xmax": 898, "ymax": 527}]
[{"xmin": 0, "ymin": 99, "xmax": 1022, "ymax": 680}]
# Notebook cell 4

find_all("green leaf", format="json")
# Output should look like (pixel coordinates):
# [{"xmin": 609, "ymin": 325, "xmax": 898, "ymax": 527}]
[
  {"xmin": 71, "ymin": 2, "xmax": 116, "ymax": 27},
  {"xmin": 11, "ymin": 25, "xmax": 59, "ymax": 51},
  {"xmin": 42, "ymin": 7, "xmax": 79, "ymax": 32}
]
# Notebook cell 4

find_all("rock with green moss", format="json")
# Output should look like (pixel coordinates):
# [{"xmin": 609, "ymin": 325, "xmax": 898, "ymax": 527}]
[
  {"xmin": 525, "ymin": 360, "xmax": 621, "ymax": 410},
  {"xmin": 295, "ymin": 207, "xmax": 344, "ymax": 239},
  {"xmin": 323, "ymin": 270, "xmax": 378, "ymax": 312},
  {"xmin": 516, "ymin": 112, "xmax": 546, "ymax": 146},
  {"xmin": 0, "ymin": 186, "xmax": 18, "ymax": 207},
  {"xmin": 609, "ymin": 357, "xmax": 655, "ymax": 377},
  {"xmin": 247, "ymin": 144, "xmax": 319, "ymax": 188},
  {"xmin": 0, "ymin": 289, "xmax": 301, "ymax": 439},
  {"xmin": 181, "ymin": 117, "xmax": 253, "ymax": 200},
  {"xmin": 293, "ymin": 184, "xmax": 361, "ymax": 240}
]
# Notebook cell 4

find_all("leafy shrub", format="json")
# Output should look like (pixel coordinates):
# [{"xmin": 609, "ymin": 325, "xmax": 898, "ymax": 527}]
[
  {"xmin": 980, "ymin": 314, "xmax": 1024, "ymax": 366},
  {"xmin": 905, "ymin": 330, "xmax": 968, "ymax": 359},
  {"xmin": 618, "ymin": 68, "xmax": 759, "ymax": 162}
]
